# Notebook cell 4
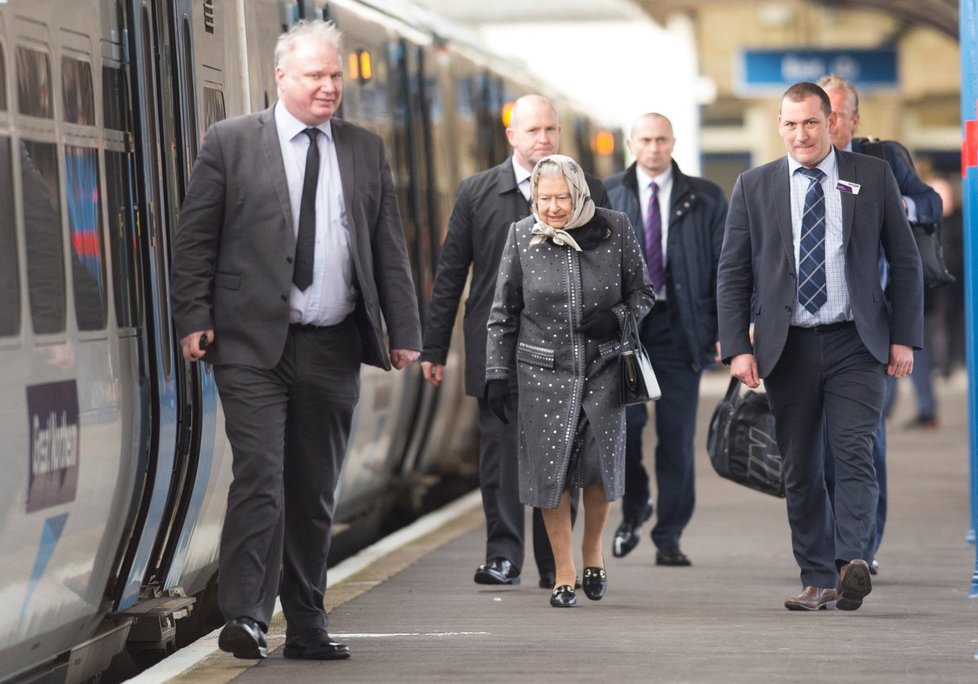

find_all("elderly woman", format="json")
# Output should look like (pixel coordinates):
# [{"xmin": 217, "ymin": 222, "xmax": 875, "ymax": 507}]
[{"xmin": 485, "ymin": 154, "xmax": 654, "ymax": 607}]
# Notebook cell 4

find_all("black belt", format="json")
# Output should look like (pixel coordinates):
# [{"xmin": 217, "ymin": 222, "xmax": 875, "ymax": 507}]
[
  {"xmin": 790, "ymin": 320, "xmax": 854, "ymax": 334},
  {"xmin": 290, "ymin": 315, "xmax": 354, "ymax": 332}
]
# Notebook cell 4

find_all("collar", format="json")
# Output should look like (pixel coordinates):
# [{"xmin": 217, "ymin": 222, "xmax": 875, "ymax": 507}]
[
  {"xmin": 511, "ymin": 156, "xmax": 532, "ymax": 188},
  {"xmin": 275, "ymin": 101, "xmax": 333, "ymax": 143},
  {"xmin": 787, "ymin": 147, "xmax": 838, "ymax": 178},
  {"xmin": 636, "ymin": 164, "xmax": 672, "ymax": 193}
]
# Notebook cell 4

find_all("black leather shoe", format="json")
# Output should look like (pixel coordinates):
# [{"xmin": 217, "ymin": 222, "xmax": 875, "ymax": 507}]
[
  {"xmin": 474, "ymin": 558, "xmax": 520, "ymax": 585},
  {"xmin": 655, "ymin": 547, "xmax": 692, "ymax": 567},
  {"xmin": 283, "ymin": 629, "xmax": 351, "ymax": 660},
  {"xmin": 612, "ymin": 499, "xmax": 653, "ymax": 558},
  {"xmin": 582, "ymin": 567, "xmax": 607, "ymax": 600},
  {"xmin": 218, "ymin": 617, "xmax": 267, "ymax": 660},
  {"xmin": 549, "ymin": 585, "xmax": 577, "ymax": 607}
]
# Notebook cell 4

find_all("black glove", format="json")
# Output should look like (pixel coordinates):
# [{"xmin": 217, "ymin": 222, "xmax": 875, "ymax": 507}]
[
  {"xmin": 484, "ymin": 379, "xmax": 514, "ymax": 424},
  {"xmin": 579, "ymin": 309, "xmax": 619, "ymax": 342}
]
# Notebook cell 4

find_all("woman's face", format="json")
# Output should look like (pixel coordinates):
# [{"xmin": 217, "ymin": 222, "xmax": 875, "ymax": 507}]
[{"xmin": 536, "ymin": 175, "xmax": 573, "ymax": 228}]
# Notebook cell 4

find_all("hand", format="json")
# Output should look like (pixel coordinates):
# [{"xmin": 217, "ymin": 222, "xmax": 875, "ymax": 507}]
[
  {"xmin": 484, "ymin": 379, "xmax": 514, "ymax": 424},
  {"xmin": 730, "ymin": 353, "xmax": 760, "ymax": 389},
  {"xmin": 421, "ymin": 361, "xmax": 445, "ymax": 386},
  {"xmin": 180, "ymin": 330, "xmax": 213, "ymax": 361},
  {"xmin": 390, "ymin": 348, "xmax": 420, "ymax": 370},
  {"xmin": 579, "ymin": 309, "xmax": 619, "ymax": 342},
  {"xmin": 887, "ymin": 344, "xmax": 914, "ymax": 378}
]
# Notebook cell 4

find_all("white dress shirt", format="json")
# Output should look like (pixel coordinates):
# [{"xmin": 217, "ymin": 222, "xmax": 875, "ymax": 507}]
[
  {"xmin": 787, "ymin": 150, "xmax": 851, "ymax": 326},
  {"xmin": 275, "ymin": 103, "xmax": 357, "ymax": 326},
  {"xmin": 512, "ymin": 156, "xmax": 533, "ymax": 203},
  {"xmin": 635, "ymin": 165, "xmax": 672, "ymax": 300}
]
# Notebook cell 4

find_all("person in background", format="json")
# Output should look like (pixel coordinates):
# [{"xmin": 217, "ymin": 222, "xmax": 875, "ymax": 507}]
[
  {"xmin": 926, "ymin": 176, "xmax": 966, "ymax": 378},
  {"xmin": 717, "ymin": 82, "xmax": 922, "ymax": 612},
  {"xmin": 818, "ymin": 74, "xmax": 942, "ymax": 573},
  {"xmin": 421, "ymin": 95, "xmax": 610, "ymax": 589},
  {"xmin": 604, "ymin": 113, "xmax": 727, "ymax": 566},
  {"xmin": 171, "ymin": 20, "xmax": 421, "ymax": 661},
  {"xmin": 485, "ymin": 154, "xmax": 654, "ymax": 607}
]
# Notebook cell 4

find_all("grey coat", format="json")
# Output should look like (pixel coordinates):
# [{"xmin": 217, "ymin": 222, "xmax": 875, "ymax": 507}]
[{"xmin": 485, "ymin": 208, "xmax": 654, "ymax": 508}]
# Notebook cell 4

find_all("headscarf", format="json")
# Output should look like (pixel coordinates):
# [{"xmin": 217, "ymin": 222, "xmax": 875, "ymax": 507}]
[{"xmin": 528, "ymin": 154, "xmax": 596, "ymax": 251}]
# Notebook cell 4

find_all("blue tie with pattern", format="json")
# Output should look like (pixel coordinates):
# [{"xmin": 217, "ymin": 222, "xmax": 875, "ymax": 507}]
[{"xmin": 797, "ymin": 167, "xmax": 826, "ymax": 313}]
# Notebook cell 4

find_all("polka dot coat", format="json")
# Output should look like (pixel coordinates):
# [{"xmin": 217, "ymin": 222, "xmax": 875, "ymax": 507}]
[{"xmin": 485, "ymin": 207, "xmax": 654, "ymax": 508}]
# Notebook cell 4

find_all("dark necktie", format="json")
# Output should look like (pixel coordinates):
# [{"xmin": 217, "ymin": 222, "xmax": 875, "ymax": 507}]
[
  {"xmin": 797, "ymin": 167, "xmax": 827, "ymax": 313},
  {"xmin": 644, "ymin": 181, "xmax": 664, "ymax": 290},
  {"xmin": 293, "ymin": 127, "xmax": 320, "ymax": 291}
]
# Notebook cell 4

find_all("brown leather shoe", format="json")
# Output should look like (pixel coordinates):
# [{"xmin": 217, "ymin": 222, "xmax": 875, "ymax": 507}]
[
  {"xmin": 837, "ymin": 559, "xmax": 872, "ymax": 611},
  {"xmin": 784, "ymin": 586, "xmax": 838, "ymax": 611}
]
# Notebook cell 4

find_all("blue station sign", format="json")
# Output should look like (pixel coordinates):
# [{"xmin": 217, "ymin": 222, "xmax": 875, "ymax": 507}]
[{"xmin": 738, "ymin": 48, "xmax": 898, "ymax": 93}]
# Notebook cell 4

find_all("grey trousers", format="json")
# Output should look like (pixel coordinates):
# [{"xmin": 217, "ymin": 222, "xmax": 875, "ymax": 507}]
[
  {"xmin": 765, "ymin": 323, "xmax": 882, "ymax": 588},
  {"xmin": 214, "ymin": 320, "xmax": 361, "ymax": 636}
]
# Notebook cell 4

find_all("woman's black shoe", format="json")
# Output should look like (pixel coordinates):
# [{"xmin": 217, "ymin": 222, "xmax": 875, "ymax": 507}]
[
  {"xmin": 550, "ymin": 584, "xmax": 577, "ymax": 607},
  {"xmin": 582, "ymin": 567, "xmax": 607, "ymax": 600}
]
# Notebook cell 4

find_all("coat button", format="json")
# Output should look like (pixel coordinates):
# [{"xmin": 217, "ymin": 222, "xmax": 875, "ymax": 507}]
[
  {"xmin": 281, "ymin": 294, "xmax": 288, "ymax": 302},
  {"xmin": 286, "ymin": 256, "xmax": 294, "ymax": 264}
]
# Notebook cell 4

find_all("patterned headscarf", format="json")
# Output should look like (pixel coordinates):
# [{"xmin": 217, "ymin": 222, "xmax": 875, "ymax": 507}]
[{"xmin": 529, "ymin": 154, "xmax": 596, "ymax": 251}]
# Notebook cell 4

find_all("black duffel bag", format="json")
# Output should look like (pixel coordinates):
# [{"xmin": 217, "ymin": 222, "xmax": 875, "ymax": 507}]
[{"xmin": 707, "ymin": 377, "xmax": 784, "ymax": 498}]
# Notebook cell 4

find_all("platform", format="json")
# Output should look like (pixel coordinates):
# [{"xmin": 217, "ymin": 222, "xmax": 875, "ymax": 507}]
[{"xmin": 136, "ymin": 370, "xmax": 978, "ymax": 683}]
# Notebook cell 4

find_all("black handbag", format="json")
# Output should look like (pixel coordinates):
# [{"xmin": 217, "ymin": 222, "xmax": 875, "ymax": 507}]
[
  {"xmin": 706, "ymin": 377, "xmax": 784, "ymax": 498},
  {"xmin": 619, "ymin": 311, "xmax": 661, "ymax": 406},
  {"xmin": 910, "ymin": 222, "xmax": 956, "ymax": 289}
]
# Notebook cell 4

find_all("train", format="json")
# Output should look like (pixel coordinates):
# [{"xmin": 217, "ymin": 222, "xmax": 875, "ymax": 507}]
[{"xmin": 0, "ymin": 0, "xmax": 622, "ymax": 681}]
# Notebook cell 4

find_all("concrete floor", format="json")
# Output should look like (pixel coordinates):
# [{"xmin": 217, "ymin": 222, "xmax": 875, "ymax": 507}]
[{"xmin": 163, "ymin": 369, "xmax": 978, "ymax": 683}]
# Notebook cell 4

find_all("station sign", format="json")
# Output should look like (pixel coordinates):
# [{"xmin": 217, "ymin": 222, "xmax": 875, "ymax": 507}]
[{"xmin": 738, "ymin": 48, "xmax": 898, "ymax": 94}]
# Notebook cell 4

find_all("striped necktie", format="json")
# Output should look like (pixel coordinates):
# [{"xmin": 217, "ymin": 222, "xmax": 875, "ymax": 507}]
[
  {"xmin": 797, "ymin": 167, "xmax": 827, "ymax": 313},
  {"xmin": 644, "ymin": 181, "xmax": 664, "ymax": 290}
]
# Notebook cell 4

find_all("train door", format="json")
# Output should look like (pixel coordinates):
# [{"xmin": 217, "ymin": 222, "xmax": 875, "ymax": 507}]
[
  {"xmin": 111, "ymin": 0, "xmax": 180, "ymax": 609},
  {"xmin": 151, "ymin": 0, "xmax": 223, "ymax": 596},
  {"xmin": 385, "ymin": 37, "xmax": 440, "ymax": 482}
]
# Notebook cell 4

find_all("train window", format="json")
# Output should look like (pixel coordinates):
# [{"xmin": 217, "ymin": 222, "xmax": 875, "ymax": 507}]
[
  {"xmin": 62, "ymin": 57, "xmax": 96, "ymax": 125},
  {"xmin": 16, "ymin": 47, "xmax": 53, "ymax": 119},
  {"xmin": 202, "ymin": 87, "xmax": 226, "ymax": 129},
  {"xmin": 105, "ymin": 150, "xmax": 141, "ymax": 328},
  {"xmin": 22, "ymin": 140, "xmax": 66, "ymax": 334},
  {"xmin": 102, "ymin": 65, "xmax": 131, "ymax": 132},
  {"xmin": 65, "ymin": 146, "xmax": 106, "ymax": 330},
  {"xmin": 0, "ymin": 45, "xmax": 7, "ymax": 111},
  {"xmin": 0, "ymin": 137, "xmax": 20, "ymax": 336}
]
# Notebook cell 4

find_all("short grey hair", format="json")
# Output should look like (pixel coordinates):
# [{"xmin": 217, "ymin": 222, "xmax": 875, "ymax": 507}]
[{"xmin": 275, "ymin": 20, "xmax": 344, "ymax": 69}]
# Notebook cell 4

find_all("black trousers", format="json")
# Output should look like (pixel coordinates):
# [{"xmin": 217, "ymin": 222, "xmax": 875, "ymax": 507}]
[
  {"xmin": 765, "ymin": 323, "xmax": 882, "ymax": 588},
  {"xmin": 622, "ymin": 302, "xmax": 702, "ymax": 550},
  {"xmin": 214, "ymin": 320, "xmax": 361, "ymax": 636}
]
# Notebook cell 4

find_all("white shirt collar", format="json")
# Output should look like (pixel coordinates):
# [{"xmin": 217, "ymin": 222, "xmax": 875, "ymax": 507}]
[
  {"xmin": 275, "ymin": 101, "xmax": 333, "ymax": 143},
  {"xmin": 636, "ymin": 164, "xmax": 672, "ymax": 193},
  {"xmin": 786, "ymin": 147, "xmax": 838, "ymax": 179},
  {"xmin": 512, "ymin": 156, "xmax": 532, "ymax": 198}
]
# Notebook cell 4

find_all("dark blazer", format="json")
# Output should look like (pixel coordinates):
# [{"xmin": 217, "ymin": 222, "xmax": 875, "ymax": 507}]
[
  {"xmin": 171, "ymin": 105, "xmax": 421, "ymax": 370},
  {"xmin": 605, "ymin": 160, "xmax": 727, "ymax": 369},
  {"xmin": 421, "ymin": 157, "xmax": 610, "ymax": 396},
  {"xmin": 717, "ymin": 149, "xmax": 923, "ymax": 378},
  {"xmin": 851, "ymin": 138, "xmax": 942, "ymax": 224}
]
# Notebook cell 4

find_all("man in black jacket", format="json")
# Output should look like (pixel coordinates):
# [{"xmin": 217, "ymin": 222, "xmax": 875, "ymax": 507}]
[
  {"xmin": 421, "ymin": 94, "xmax": 609, "ymax": 588},
  {"xmin": 605, "ymin": 113, "xmax": 727, "ymax": 565}
]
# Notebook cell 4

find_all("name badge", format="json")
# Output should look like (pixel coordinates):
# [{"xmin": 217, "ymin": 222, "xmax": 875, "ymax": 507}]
[{"xmin": 837, "ymin": 180, "xmax": 861, "ymax": 194}]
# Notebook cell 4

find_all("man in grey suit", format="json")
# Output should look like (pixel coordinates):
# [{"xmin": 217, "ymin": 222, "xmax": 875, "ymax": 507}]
[
  {"xmin": 171, "ymin": 21, "xmax": 421, "ymax": 660},
  {"xmin": 717, "ymin": 82, "xmax": 922, "ymax": 612},
  {"xmin": 421, "ymin": 94, "xmax": 609, "ymax": 588}
]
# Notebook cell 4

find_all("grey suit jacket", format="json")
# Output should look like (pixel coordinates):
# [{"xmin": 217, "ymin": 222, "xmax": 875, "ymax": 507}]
[
  {"xmin": 717, "ymin": 149, "xmax": 923, "ymax": 378},
  {"xmin": 171, "ymin": 105, "xmax": 421, "ymax": 370}
]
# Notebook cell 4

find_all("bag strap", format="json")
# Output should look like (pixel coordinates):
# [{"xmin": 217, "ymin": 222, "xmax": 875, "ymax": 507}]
[{"xmin": 724, "ymin": 376, "xmax": 741, "ymax": 403}]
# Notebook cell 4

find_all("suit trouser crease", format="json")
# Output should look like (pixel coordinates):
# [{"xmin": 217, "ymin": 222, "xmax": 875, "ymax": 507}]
[
  {"xmin": 765, "ymin": 325, "xmax": 882, "ymax": 587},
  {"xmin": 215, "ymin": 322, "xmax": 360, "ymax": 635},
  {"xmin": 623, "ymin": 305, "xmax": 701, "ymax": 549}
]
